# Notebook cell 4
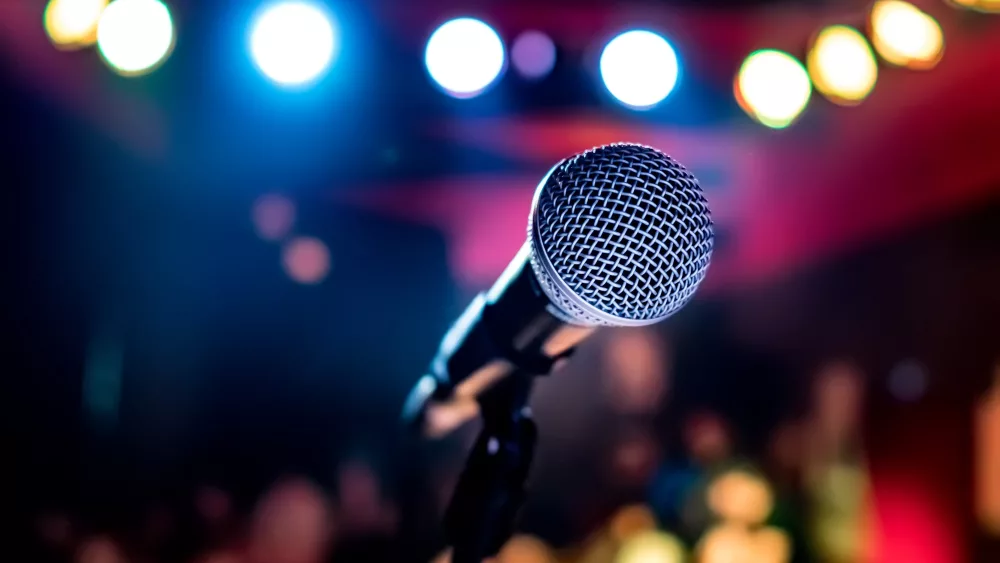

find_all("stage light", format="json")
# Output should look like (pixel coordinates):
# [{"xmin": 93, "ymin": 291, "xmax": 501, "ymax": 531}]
[
  {"xmin": 870, "ymin": 0, "xmax": 944, "ymax": 70},
  {"xmin": 600, "ymin": 30, "xmax": 679, "ymax": 110},
  {"xmin": 282, "ymin": 236, "xmax": 330, "ymax": 284},
  {"xmin": 44, "ymin": 0, "xmax": 108, "ymax": 50},
  {"xmin": 425, "ymin": 18, "xmax": 505, "ymax": 98},
  {"xmin": 511, "ymin": 31, "xmax": 556, "ymax": 80},
  {"xmin": 96, "ymin": 0, "xmax": 175, "ymax": 77},
  {"xmin": 250, "ymin": 1, "xmax": 337, "ymax": 87},
  {"xmin": 616, "ymin": 530, "xmax": 686, "ymax": 563},
  {"xmin": 807, "ymin": 25, "xmax": 878, "ymax": 106},
  {"xmin": 736, "ymin": 49, "xmax": 811, "ymax": 129}
]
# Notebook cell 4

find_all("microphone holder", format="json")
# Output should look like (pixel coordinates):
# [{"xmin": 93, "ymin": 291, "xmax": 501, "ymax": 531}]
[{"xmin": 444, "ymin": 370, "xmax": 538, "ymax": 563}]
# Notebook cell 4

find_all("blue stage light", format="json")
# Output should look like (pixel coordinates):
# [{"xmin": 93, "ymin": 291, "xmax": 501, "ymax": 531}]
[
  {"xmin": 425, "ymin": 17, "xmax": 505, "ymax": 99},
  {"xmin": 599, "ymin": 30, "xmax": 679, "ymax": 110},
  {"xmin": 249, "ymin": 1, "xmax": 337, "ymax": 87}
]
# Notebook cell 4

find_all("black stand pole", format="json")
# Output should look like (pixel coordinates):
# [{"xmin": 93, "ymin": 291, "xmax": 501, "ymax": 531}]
[{"xmin": 444, "ymin": 372, "xmax": 537, "ymax": 563}]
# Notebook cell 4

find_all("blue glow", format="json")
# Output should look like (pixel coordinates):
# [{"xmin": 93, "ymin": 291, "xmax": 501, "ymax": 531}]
[
  {"xmin": 600, "ymin": 30, "xmax": 680, "ymax": 110},
  {"xmin": 425, "ymin": 18, "xmax": 505, "ymax": 99},
  {"xmin": 249, "ymin": 1, "xmax": 338, "ymax": 87}
]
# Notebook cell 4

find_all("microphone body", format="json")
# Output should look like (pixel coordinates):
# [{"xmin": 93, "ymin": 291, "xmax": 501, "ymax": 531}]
[
  {"xmin": 402, "ymin": 242, "xmax": 594, "ymax": 437},
  {"xmin": 404, "ymin": 143, "xmax": 714, "ymax": 563},
  {"xmin": 404, "ymin": 143, "xmax": 714, "ymax": 437}
]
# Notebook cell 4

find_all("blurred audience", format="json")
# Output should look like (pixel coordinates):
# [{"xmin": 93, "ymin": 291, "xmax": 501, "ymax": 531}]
[{"xmin": 28, "ymin": 358, "xmax": 881, "ymax": 563}]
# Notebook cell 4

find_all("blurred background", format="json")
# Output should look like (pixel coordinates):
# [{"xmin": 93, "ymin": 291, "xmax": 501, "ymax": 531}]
[{"xmin": 4, "ymin": 0, "xmax": 1000, "ymax": 562}]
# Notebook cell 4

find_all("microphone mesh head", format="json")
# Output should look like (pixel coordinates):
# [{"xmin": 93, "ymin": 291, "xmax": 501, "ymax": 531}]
[{"xmin": 528, "ymin": 143, "xmax": 713, "ymax": 326}]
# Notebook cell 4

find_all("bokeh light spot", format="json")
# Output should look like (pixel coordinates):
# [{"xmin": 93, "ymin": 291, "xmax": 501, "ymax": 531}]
[
  {"xmin": 96, "ymin": 0, "xmax": 175, "ymax": 77},
  {"xmin": 511, "ymin": 30, "xmax": 556, "ymax": 80},
  {"xmin": 888, "ymin": 359, "xmax": 929, "ymax": 402},
  {"xmin": 250, "ymin": 1, "xmax": 338, "ymax": 87},
  {"xmin": 252, "ymin": 194, "xmax": 296, "ymax": 241},
  {"xmin": 808, "ymin": 25, "xmax": 879, "ymax": 106},
  {"xmin": 44, "ymin": 0, "xmax": 108, "ymax": 50},
  {"xmin": 706, "ymin": 468, "xmax": 774, "ymax": 525},
  {"xmin": 282, "ymin": 236, "xmax": 331, "ymax": 285},
  {"xmin": 600, "ymin": 30, "xmax": 679, "ymax": 110},
  {"xmin": 736, "ymin": 49, "xmax": 811, "ymax": 129},
  {"xmin": 616, "ymin": 530, "xmax": 686, "ymax": 563},
  {"xmin": 425, "ymin": 18, "xmax": 505, "ymax": 98},
  {"xmin": 870, "ymin": 0, "xmax": 944, "ymax": 69}
]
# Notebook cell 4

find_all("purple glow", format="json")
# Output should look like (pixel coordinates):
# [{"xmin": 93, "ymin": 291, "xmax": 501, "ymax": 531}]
[{"xmin": 511, "ymin": 30, "xmax": 555, "ymax": 79}]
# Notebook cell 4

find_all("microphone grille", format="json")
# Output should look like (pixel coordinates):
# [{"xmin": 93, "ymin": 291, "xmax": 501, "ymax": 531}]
[{"xmin": 528, "ymin": 143, "xmax": 713, "ymax": 326}]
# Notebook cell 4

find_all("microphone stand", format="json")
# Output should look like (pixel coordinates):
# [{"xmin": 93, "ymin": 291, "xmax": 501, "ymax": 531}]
[
  {"xmin": 444, "ymin": 371, "xmax": 537, "ymax": 563},
  {"xmin": 405, "ymin": 248, "xmax": 595, "ymax": 563}
]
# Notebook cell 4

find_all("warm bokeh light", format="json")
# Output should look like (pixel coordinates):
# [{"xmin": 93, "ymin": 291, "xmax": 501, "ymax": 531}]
[
  {"xmin": 511, "ymin": 30, "xmax": 556, "ymax": 80},
  {"xmin": 248, "ymin": 478, "xmax": 332, "ymax": 563},
  {"xmin": 96, "ymin": 0, "xmax": 175, "ymax": 76},
  {"xmin": 736, "ymin": 49, "xmax": 811, "ymax": 129},
  {"xmin": 76, "ymin": 536, "xmax": 126, "ymax": 563},
  {"xmin": 608, "ymin": 505, "xmax": 658, "ymax": 542},
  {"xmin": 615, "ymin": 530, "xmax": 686, "ymax": 563},
  {"xmin": 699, "ymin": 524, "xmax": 791, "ymax": 563},
  {"xmin": 282, "ymin": 236, "xmax": 331, "ymax": 284},
  {"xmin": 946, "ymin": 0, "xmax": 1000, "ymax": 12},
  {"xmin": 250, "ymin": 1, "xmax": 338, "ymax": 87},
  {"xmin": 706, "ymin": 468, "xmax": 775, "ymax": 525},
  {"xmin": 496, "ymin": 535, "xmax": 555, "ymax": 563},
  {"xmin": 252, "ymin": 194, "xmax": 296, "ymax": 241},
  {"xmin": 870, "ymin": 0, "xmax": 944, "ymax": 70},
  {"xmin": 600, "ymin": 30, "xmax": 679, "ymax": 110},
  {"xmin": 602, "ymin": 329, "xmax": 668, "ymax": 415},
  {"xmin": 425, "ymin": 18, "xmax": 506, "ymax": 98},
  {"xmin": 807, "ymin": 25, "xmax": 878, "ymax": 106},
  {"xmin": 44, "ymin": 0, "xmax": 108, "ymax": 50},
  {"xmin": 977, "ymin": 367, "xmax": 1000, "ymax": 535}
]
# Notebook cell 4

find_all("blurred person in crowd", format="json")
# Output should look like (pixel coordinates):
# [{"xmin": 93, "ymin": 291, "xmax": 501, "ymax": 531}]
[
  {"xmin": 696, "ymin": 466, "xmax": 793, "ymax": 563},
  {"xmin": 75, "ymin": 536, "xmax": 127, "ymax": 563},
  {"xmin": 245, "ymin": 477, "xmax": 334, "ymax": 563},
  {"xmin": 804, "ymin": 362, "xmax": 872, "ymax": 563},
  {"xmin": 648, "ymin": 410, "xmax": 735, "ymax": 542},
  {"xmin": 32, "ymin": 511, "xmax": 75, "ymax": 563},
  {"xmin": 766, "ymin": 421, "xmax": 817, "ymax": 563},
  {"xmin": 602, "ymin": 329, "xmax": 670, "ymax": 416},
  {"xmin": 194, "ymin": 486, "xmax": 238, "ymax": 549}
]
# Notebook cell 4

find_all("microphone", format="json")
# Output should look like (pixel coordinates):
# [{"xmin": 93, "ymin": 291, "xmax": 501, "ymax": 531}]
[{"xmin": 402, "ymin": 143, "xmax": 714, "ymax": 438}]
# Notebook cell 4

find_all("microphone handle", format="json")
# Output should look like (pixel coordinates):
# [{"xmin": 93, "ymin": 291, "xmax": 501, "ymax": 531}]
[{"xmin": 403, "ymin": 243, "xmax": 595, "ymax": 437}]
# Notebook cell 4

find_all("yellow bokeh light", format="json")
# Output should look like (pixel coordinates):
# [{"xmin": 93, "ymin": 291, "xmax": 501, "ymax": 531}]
[
  {"xmin": 608, "ymin": 505, "xmax": 658, "ymax": 542},
  {"xmin": 615, "ymin": 530, "xmax": 686, "ymax": 563},
  {"xmin": 870, "ymin": 0, "xmax": 944, "ymax": 70},
  {"xmin": 946, "ymin": 0, "xmax": 1000, "ymax": 13},
  {"xmin": 699, "ymin": 524, "xmax": 791, "ymax": 563},
  {"xmin": 736, "ymin": 49, "xmax": 812, "ymax": 129},
  {"xmin": 706, "ymin": 468, "xmax": 775, "ymax": 526},
  {"xmin": 807, "ymin": 25, "xmax": 878, "ymax": 106},
  {"xmin": 44, "ymin": 0, "xmax": 109, "ymax": 50},
  {"xmin": 497, "ymin": 535, "xmax": 555, "ymax": 563}
]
